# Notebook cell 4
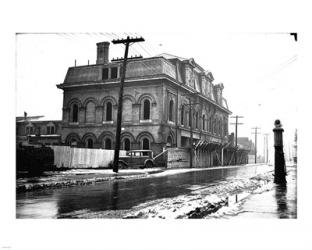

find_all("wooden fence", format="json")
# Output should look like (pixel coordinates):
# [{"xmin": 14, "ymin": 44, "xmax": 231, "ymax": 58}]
[{"xmin": 49, "ymin": 146, "xmax": 126, "ymax": 168}]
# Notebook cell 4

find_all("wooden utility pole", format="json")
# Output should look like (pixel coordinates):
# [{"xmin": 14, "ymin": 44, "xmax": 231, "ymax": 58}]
[
  {"xmin": 112, "ymin": 36, "xmax": 145, "ymax": 173},
  {"xmin": 251, "ymin": 127, "xmax": 261, "ymax": 164},
  {"xmin": 181, "ymin": 94, "xmax": 199, "ymax": 168},
  {"xmin": 230, "ymin": 115, "xmax": 244, "ymax": 164},
  {"xmin": 263, "ymin": 133, "xmax": 269, "ymax": 164}
]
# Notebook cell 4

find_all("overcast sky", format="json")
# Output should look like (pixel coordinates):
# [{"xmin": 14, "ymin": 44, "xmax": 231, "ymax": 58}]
[{"xmin": 16, "ymin": 32, "xmax": 298, "ymax": 159}]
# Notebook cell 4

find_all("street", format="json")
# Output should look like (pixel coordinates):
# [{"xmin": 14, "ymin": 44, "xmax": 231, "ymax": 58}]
[{"xmin": 17, "ymin": 164, "xmax": 271, "ymax": 218}]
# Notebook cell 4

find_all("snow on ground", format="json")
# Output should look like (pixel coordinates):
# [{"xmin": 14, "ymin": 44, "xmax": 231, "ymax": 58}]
[{"xmin": 121, "ymin": 171, "xmax": 274, "ymax": 219}]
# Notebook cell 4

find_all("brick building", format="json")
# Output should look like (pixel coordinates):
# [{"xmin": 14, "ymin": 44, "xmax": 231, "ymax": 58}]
[
  {"xmin": 57, "ymin": 41, "xmax": 231, "ymax": 166},
  {"xmin": 16, "ymin": 114, "xmax": 62, "ymax": 146}
]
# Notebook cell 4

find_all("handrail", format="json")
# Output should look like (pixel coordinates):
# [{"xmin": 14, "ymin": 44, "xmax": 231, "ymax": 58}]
[{"xmin": 153, "ymin": 149, "xmax": 168, "ymax": 161}]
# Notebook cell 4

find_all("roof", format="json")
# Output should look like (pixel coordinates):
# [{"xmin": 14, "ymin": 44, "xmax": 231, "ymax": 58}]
[
  {"xmin": 157, "ymin": 53, "xmax": 187, "ymax": 61},
  {"xmin": 16, "ymin": 116, "xmax": 44, "ymax": 122}
]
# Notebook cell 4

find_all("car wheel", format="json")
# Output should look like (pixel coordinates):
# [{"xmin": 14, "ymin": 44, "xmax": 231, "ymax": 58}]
[{"xmin": 145, "ymin": 160, "xmax": 153, "ymax": 168}]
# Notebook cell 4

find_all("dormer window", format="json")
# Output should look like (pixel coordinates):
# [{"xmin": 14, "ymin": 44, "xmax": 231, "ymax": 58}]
[
  {"xmin": 102, "ymin": 68, "xmax": 109, "ymax": 80},
  {"xmin": 111, "ymin": 67, "xmax": 118, "ymax": 79}
]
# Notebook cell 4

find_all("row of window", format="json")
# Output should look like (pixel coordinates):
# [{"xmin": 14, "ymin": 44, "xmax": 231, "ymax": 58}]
[
  {"xmin": 70, "ymin": 137, "xmax": 151, "ymax": 151},
  {"xmin": 180, "ymin": 106, "xmax": 227, "ymax": 136},
  {"xmin": 70, "ymin": 99, "xmax": 152, "ymax": 123},
  {"xmin": 102, "ymin": 67, "xmax": 118, "ymax": 80},
  {"xmin": 25, "ymin": 125, "xmax": 55, "ymax": 135}
]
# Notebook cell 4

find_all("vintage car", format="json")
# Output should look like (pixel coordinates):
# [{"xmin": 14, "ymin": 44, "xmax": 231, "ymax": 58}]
[{"xmin": 116, "ymin": 150, "xmax": 155, "ymax": 169}]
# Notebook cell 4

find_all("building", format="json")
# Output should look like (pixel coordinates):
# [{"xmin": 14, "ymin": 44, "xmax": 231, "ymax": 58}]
[
  {"xmin": 237, "ymin": 137, "xmax": 256, "ymax": 163},
  {"xmin": 16, "ymin": 114, "xmax": 62, "ymax": 146},
  {"xmin": 57, "ymin": 41, "xmax": 232, "ymax": 166}
]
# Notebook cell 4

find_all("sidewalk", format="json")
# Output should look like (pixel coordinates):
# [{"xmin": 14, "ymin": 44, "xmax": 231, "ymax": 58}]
[{"xmin": 230, "ymin": 166, "xmax": 297, "ymax": 219}]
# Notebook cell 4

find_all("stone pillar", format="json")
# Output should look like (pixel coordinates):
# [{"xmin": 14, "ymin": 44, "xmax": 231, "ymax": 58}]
[
  {"xmin": 95, "ymin": 106, "xmax": 103, "ymax": 123},
  {"xmin": 273, "ymin": 119, "xmax": 287, "ymax": 184},
  {"xmin": 79, "ymin": 107, "xmax": 86, "ymax": 124},
  {"xmin": 62, "ymin": 107, "xmax": 70, "ymax": 123}
]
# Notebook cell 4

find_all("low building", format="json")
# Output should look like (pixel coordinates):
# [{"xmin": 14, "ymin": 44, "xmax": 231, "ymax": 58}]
[
  {"xmin": 57, "ymin": 41, "xmax": 232, "ymax": 166},
  {"xmin": 16, "ymin": 114, "xmax": 62, "ymax": 146},
  {"xmin": 237, "ymin": 137, "xmax": 255, "ymax": 163}
]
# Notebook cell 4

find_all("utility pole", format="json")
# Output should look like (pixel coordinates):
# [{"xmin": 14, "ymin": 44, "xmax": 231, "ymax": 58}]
[
  {"xmin": 251, "ymin": 127, "xmax": 261, "ymax": 164},
  {"xmin": 263, "ymin": 133, "xmax": 269, "ymax": 164},
  {"xmin": 112, "ymin": 36, "xmax": 145, "ymax": 173},
  {"xmin": 182, "ymin": 94, "xmax": 199, "ymax": 168},
  {"xmin": 230, "ymin": 115, "xmax": 244, "ymax": 164}
]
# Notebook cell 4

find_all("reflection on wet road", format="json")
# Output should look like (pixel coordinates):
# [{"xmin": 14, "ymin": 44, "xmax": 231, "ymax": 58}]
[{"xmin": 16, "ymin": 165, "xmax": 269, "ymax": 218}]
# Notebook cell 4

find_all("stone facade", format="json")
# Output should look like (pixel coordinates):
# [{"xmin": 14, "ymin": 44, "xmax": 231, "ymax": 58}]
[{"xmin": 57, "ymin": 42, "xmax": 231, "ymax": 158}]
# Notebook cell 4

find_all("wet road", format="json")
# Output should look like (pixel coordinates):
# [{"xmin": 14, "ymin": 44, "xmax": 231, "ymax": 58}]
[{"xmin": 16, "ymin": 165, "xmax": 270, "ymax": 218}]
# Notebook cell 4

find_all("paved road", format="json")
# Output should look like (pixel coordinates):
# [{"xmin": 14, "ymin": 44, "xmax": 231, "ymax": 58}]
[{"xmin": 16, "ymin": 165, "xmax": 270, "ymax": 218}]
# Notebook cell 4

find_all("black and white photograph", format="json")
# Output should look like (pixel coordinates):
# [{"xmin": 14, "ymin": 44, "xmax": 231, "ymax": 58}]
[
  {"xmin": 1, "ymin": 1, "xmax": 310, "ymax": 250},
  {"xmin": 15, "ymin": 32, "xmax": 298, "ymax": 219}
]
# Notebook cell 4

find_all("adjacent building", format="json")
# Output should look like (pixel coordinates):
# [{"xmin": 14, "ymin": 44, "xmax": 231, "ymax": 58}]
[
  {"xmin": 57, "ymin": 41, "xmax": 232, "ymax": 166},
  {"xmin": 16, "ymin": 114, "xmax": 62, "ymax": 146}
]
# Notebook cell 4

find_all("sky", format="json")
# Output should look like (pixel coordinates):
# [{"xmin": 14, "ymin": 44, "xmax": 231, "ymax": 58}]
[{"xmin": 16, "ymin": 32, "xmax": 298, "ymax": 160}]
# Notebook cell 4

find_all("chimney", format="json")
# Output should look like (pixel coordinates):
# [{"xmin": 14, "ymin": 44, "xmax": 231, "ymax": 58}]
[{"xmin": 96, "ymin": 42, "xmax": 110, "ymax": 64}]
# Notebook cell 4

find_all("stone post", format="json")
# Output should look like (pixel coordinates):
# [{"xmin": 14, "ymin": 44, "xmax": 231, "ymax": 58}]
[{"xmin": 273, "ymin": 119, "xmax": 287, "ymax": 184}]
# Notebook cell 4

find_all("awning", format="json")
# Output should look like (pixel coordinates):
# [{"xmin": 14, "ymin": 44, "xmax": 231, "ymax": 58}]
[{"xmin": 195, "ymin": 138, "xmax": 223, "ymax": 150}]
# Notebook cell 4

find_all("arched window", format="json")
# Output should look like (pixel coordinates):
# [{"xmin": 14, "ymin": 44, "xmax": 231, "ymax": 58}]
[
  {"xmin": 72, "ymin": 104, "xmax": 78, "ymax": 122},
  {"xmin": 70, "ymin": 139, "xmax": 77, "ymax": 147},
  {"xmin": 124, "ymin": 138, "xmax": 131, "ymax": 151},
  {"xmin": 195, "ymin": 112, "xmax": 199, "ymax": 129},
  {"xmin": 202, "ymin": 114, "xmax": 205, "ymax": 130},
  {"xmin": 86, "ymin": 101, "xmax": 96, "ymax": 123},
  {"xmin": 106, "ymin": 102, "xmax": 112, "ymax": 121},
  {"xmin": 143, "ymin": 99, "xmax": 150, "ymax": 120},
  {"xmin": 167, "ymin": 136, "xmax": 173, "ymax": 147},
  {"xmin": 187, "ymin": 111, "xmax": 190, "ymax": 127},
  {"xmin": 142, "ymin": 138, "xmax": 150, "ymax": 150},
  {"xmin": 181, "ymin": 105, "xmax": 184, "ymax": 125},
  {"xmin": 169, "ymin": 100, "xmax": 174, "ymax": 122},
  {"xmin": 47, "ymin": 125, "xmax": 55, "ymax": 134},
  {"xmin": 87, "ymin": 138, "xmax": 93, "ymax": 148},
  {"xmin": 105, "ymin": 138, "xmax": 112, "ymax": 149}
]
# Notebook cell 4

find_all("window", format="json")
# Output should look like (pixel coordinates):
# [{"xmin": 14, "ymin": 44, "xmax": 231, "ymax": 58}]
[
  {"xmin": 105, "ymin": 138, "xmax": 112, "ymax": 149},
  {"xmin": 111, "ymin": 67, "xmax": 118, "ymax": 79},
  {"xmin": 70, "ymin": 139, "xmax": 77, "ymax": 147},
  {"xmin": 143, "ymin": 99, "xmax": 150, "ymax": 120},
  {"xmin": 202, "ymin": 115, "xmax": 205, "ymax": 130},
  {"xmin": 72, "ymin": 104, "xmax": 78, "ymax": 122},
  {"xmin": 167, "ymin": 136, "xmax": 172, "ymax": 147},
  {"xmin": 87, "ymin": 138, "xmax": 93, "ymax": 148},
  {"xmin": 106, "ymin": 102, "xmax": 112, "ymax": 121},
  {"xmin": 36, "ymin": 127, "xmax": 41, "ymax": 135},
  {"xmin": 187, "ymin": 111, "xmax": 191, "ymax": 127},
  {"xmin": 26, "ymin": 126, "xmax": 34, "ymax": 135},
  {"xmin": 102, "ymin": 68, "xmax": 109, "ymax": 80},
  {"xmin": 86, "ymin": 101, "xmax": 96, "ymax": 123},
  {"xmin": 181, "ymin": 105, "xmax": 184, "ymax": 125},
  {"xmin": 195, "ymin": 112, "xmax": 199, "ymax": 129},
  {"xmin": 142, "ymin": 138, "xmax": 149, "ymax": 150},
  {"xmin": 169, "ymin": 100, "xmax": 174, "ymax": 122},
  {"xmin": 124, "ymin": 138, "xmax": 131, "ymax": 151}
]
